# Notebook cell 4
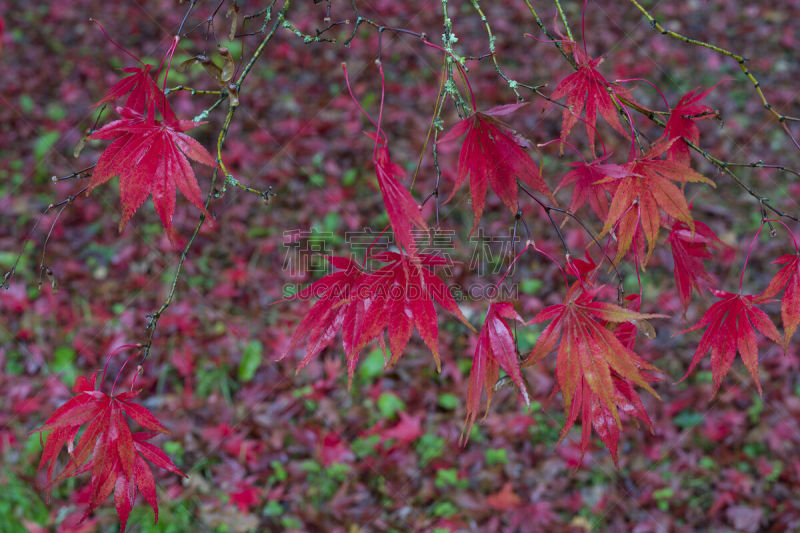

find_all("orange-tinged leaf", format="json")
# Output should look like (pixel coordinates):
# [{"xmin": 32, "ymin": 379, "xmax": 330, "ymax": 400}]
[
  {"xmin": 523, "ymin": 282, "xmax": 661, "ymax": 463},
  {"xmin": 598, "ymin": 142, "xmax": 715, "ymax": 267}
]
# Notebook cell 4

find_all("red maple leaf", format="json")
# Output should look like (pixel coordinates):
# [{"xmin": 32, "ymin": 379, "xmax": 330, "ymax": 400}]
[
  {"xmin": 662, "ymin": 85, "xmax": 719, "ymax": 166},
  {"xmin": 438, "ymin": 103, "xmax": 552, "ymax": 231},
  {"xmin": 550, "ymin": 48, "xmax": 637, "ymax": 155},
  {"xmin": 281, "ymin": 252, "xmax": 473, "ymax": 383},
  {"xmin": 598, "ymin": 140, "xmax": 715, "ymax": 265},
  {"xmin": 668, "ymin": 219, "xmax": 729, "ymax": 313},
  {"xmin": 523, "ymin": 282, "xmax": 663, "ymax": 456},
  {"xmin": 463, "ymin": 302, "xmax": 529, "ymax": 442},
  {"xmin": 678, "ymin": 289, "xmax": 781, "ymax": 396},
  {"xmin": 279, "ymin": 255, "xmax": 366, "ymax": 378},
  {"xmin": 373, "ymin": 142, "xmax": 428, "ymax": 256},
  {"xmin": 380, "ymin": 411, "xmax": 423, "ymax": 446},
  {"xmin": 33, "ymin": 372, "xmax": 186, "ymax": 531},
  {"xmin": 93, "ymin": 65, "xmax": 177, "ymax": 124},
  {"xmin": 759, "ymin": 254, "xmax": 800, "ymax": 350},
  {"xmin": 88, "ymin": 107, "xmax": 216, "ymax": 238},
  {"xmin": 554, "ymin": 157, "xmax": 614, "ymax": 220}
]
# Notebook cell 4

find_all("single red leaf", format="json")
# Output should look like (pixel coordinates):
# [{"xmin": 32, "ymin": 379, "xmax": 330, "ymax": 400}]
[
  {"xmin": 661, "ymin": 84, "xmax": 720, "ymax": 165},
  {"xmin": 230, "ymin": 481, "xmax": 262, "ymax": 513},
  {"xmin": 33, "ymin": 374, "xmax": 185, "ymax": 531},
  {"xmin": 282, "ymin": 252, "xmax": 473, "ymax": 384},
  {"xmin": 88, "ymin": 107, "xmax": 216, "ymax": 238},
  {"xmin": 380, "ymin": 411, "xmax": 423, "ymax": 446},
  {"xmin": 373, "ymin": 143, "xmax": 428, "ymax": 256},
  {"xmin": 438, "ymin": 103, "xmax": 552, "ymax": 232},
  {"xmin": 550, "ymin": 48, "xmax": 639, "ymax": 155},
  {"xmin": 486, "ymin": 482, "xmax": 523, "ymax": 511},
  {"xmin": 678, "ymin": 290, "xmax": 782, "ymax": 396},
  {"xmin": 93, "ymin": 65, "xmax": 178, "ymax": 125},
  {"xmin": 463, "ymin": 302, "xmax": 529, "ymax": 442},
  {"xmin": 668, "ymin": 219, "xmax": 729, "ymax": 313},
  {"xmin": 554, "ymin": 158, "xmax": 613, "ymax": 220},
  {"xmin": 759, "ymin": 254, "xmax": 800, "ymax": 349}
]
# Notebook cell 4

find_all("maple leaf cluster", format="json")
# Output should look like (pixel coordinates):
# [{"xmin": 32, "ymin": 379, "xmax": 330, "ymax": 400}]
[
  {"xmin": 33, "ymin": 372, "xmax": 185, "ymax": 532},
  {"xmin": 282, "ymin": 53, "xmax": 739, "ymax": 465},
  {"xmin": 31, "ymin": 9, "xmax": 800, "ymax": 530},
  {"xmin": 274, "ymin": 28, "xmax": 800, "ymax": 477}
]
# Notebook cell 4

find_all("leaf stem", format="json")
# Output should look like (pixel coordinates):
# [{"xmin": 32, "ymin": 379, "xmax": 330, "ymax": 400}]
[{"xmin": 739, "ymin": 222, "xmax": 766, "ymax": 294}]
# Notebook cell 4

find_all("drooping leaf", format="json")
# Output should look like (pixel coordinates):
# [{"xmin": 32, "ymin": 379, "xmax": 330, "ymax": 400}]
[
  {"xmin": 32, "ymin": 373, "xmax": 186, "ymax": 532},
  {"xmin": 279, "ymin": 256, "xmax": 365, "ymax": 379},
  {"xmin": 668, "ymin": 219, "xmax": 729, "ymax": 313},
  {"xmin": 759, "ymin": 254, "xmax": 800, "ymax": 350},
  {"xmin": 373, "ymin": 143, "xmax": 428, "ymax": 256},
  {"xmin": 463, "ymin": 302, "xmax": 529, "ymax": 442},
  {"xmin": 88, "ymin": 106, "xmax": 217, "ymax": 238},
  {"xmin": 94, "ymin": 65, "xmax": 178, "ymax": 125},
  {"xmin": 438, "ymin": 103, "xmax": 552, "ymax": 232},
  {"xmin": 678, "ymin": 289, "xmax": 781, "ymax": 396},
  {"xmin": 560, "ymin": 374, "xmax": 654, "ymax": 467}
]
